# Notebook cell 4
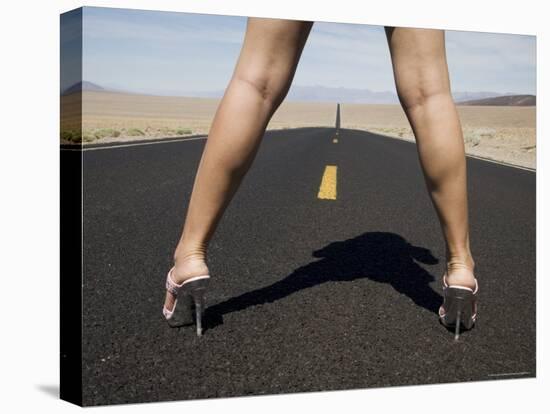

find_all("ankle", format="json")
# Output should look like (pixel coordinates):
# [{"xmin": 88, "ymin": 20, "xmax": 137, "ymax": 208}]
[
  {"xmin": 173, "ymin": 244, "xmax": 209, "ymax": 283},
  {"xmin": 446, "ymin": 250, "xmax": 475, "ymax": 272},
  {"xmin": 174, "ymin": 240, "xmax": 207, "ymax": 263},
  {"xmin": 444, "ymin": 251, "xmax": 476, "ymax": 289}
]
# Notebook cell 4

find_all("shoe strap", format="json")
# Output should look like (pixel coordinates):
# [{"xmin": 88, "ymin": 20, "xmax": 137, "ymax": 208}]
[
  {"xmin": 165, "ymin": 267, "xmax": 184, "ymax": 297},
  {"xmin": 163, "ymin": 304, "xmax": 175, "ymax": 319}
]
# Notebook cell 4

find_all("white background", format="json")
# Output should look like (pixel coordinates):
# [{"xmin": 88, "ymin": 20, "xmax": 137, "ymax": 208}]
[{"xmin": 0, "ymin": 0, "xmax": 547, "ymax": 411}]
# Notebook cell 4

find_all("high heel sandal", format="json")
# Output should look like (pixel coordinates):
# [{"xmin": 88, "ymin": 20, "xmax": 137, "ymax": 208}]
[
  {"xmin": 438, "ymin": 272, "xmax": 478, "ymax": 341},
  {"xmin": 163, "ymin": 267, "xmax": 210, "ymax": 336}
]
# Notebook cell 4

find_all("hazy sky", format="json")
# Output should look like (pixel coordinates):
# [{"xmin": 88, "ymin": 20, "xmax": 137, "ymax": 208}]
[{"xmin": 74, "ymin": 6, "xmax": 536, "ymax": 95}]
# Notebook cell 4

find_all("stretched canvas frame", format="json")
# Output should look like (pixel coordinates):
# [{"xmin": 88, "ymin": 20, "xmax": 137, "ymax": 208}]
[{"xmin": 60, "ymin": 6, "xmax": 536, "ymax": 407}]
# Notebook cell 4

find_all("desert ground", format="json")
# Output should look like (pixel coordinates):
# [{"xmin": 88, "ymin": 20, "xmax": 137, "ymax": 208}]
[{"xmin": 61, "ymin": 91, "xmax": 536, "ymax": 169}]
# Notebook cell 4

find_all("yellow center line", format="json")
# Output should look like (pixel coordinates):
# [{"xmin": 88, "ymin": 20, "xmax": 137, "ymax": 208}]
[{"xmin": 317, "ymin": 165, "xmax": 337, "ymax": 200}]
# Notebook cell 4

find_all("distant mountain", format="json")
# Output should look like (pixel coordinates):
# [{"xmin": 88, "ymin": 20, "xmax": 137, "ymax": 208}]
[
  {"xmin": 179, "ymin": 85, "xmax": 399, "ymax": 103},
  {"xmin": 452, "ymin": 91, "xmax": 512, "ymax": 103},
  {"xmin": 282, "ymin": 87, "xmax": 525, "ymax": 105},
  {"xmin": 62, "ymin": 80, "xmax": 105, "ymax": 95},
  {"xmin": 286, "ymin": 85, "xmax": 398, "ymax": 104},
  {"xmin": 62, "ymin": 81, "xmax": 532, "ymax": 106},
  {"xmin": 457, "ymin": 94, "xmax": 536, "ymax": 106}
]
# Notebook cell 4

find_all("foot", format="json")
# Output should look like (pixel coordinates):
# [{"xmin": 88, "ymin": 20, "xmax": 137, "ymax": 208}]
[
  {"xmin": 444, "ymin": 255, "xmax": 476, "ymax": 290},
  {"xmin": 163, "ymin": 256, "xmax": 209, "ymax": 313}
]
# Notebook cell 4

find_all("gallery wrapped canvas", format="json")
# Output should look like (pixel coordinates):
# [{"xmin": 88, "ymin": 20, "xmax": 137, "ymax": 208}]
[{"xmin": 60, "ymin": 6, "xmax": 536, "ymax": 407}]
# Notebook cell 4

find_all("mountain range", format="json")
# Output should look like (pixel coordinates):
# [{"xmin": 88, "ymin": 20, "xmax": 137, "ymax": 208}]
[
  {"xmin": 457, "ymin": 94, "xmax": 536, "ymax": 106},
  {"xmin": 62, "ymin": 81, "xmax": 535, "ymax": 106}
]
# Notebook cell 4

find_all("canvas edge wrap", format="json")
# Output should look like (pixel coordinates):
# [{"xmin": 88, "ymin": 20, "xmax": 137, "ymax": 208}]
[{"xmin": 60, "ymin": 7, "xmax": 84, "ymax": 406}]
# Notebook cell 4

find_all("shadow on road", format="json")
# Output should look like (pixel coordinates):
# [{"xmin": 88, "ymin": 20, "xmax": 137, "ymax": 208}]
[{"xmin": 205, "ymin": 232, "xmax": 442, "ymax": 330}]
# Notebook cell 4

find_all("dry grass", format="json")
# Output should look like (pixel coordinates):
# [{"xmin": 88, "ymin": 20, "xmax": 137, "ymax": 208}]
[{"xmin": 60, "ymin": 91, "xmax": 536, "ymax": 169}]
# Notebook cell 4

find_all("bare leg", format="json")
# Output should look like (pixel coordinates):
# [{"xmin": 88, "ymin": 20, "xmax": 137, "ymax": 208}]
[
  {"xmin": 164, "ymin": 18, "xmax": 313, "ymax": 311},
  {"xmin": 385, "ymin": 27, "xmax": 476, "ymax": 288}
]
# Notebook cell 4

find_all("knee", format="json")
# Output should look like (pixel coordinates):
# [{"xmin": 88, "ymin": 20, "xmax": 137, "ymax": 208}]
[
  {"xmin": 233, "ymin": 68, "xmax": 290, "ymax": 108},
  {"xmin": 396, "ymin": 82, "xmax": 452, "ymax": 113}
]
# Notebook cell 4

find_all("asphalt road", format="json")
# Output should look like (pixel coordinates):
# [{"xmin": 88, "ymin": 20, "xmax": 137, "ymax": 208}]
[{"xmin": 77, "ymin": 126, "xmax": 536, "ymax": 406}]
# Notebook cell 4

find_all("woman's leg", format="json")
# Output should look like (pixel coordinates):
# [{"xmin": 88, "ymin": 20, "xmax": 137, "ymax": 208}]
[
  {"xmin": 164, "ymin": 18, "xmax": 313, "ymax": 311},
  {"xmin": 385, "ymin": 27, "xmax": 476, "ymax": 288}
]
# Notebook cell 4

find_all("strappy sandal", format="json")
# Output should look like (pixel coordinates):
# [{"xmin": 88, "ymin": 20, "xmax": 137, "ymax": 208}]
[
  {"xmin": 438, "ymin": 272, "xmax": 478, "ymax": 340},
  {"xmin": 163, "ymin": 267, "xmax": 210, "ymax": 336}
]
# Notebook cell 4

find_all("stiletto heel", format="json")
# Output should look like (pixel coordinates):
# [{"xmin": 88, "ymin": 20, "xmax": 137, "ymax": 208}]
[
  {"xmin": 438, "ymin": 273, "xmax": 478, "ymax": 340},
  {"xmin": 163, "ymin": 267, "xmax": 210, "ymax": 336},
  {"xmin": 454, "ymin": 303, "xmax": 462, "ymax": 341},
  {"xmin": 182, "ymin": 278, "xmax": 209, "ymax": 336},
  {"xmin": 195, "ymin": 297, "xmax": 203, "ymax": 337}
]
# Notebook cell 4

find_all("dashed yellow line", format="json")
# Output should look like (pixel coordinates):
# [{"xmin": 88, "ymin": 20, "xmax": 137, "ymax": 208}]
[{"xmin": 317, "ymin": 165, "xmax": 337, "ymax": 200}]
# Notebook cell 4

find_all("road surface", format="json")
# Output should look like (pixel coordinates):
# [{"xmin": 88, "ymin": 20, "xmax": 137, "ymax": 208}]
[{"xmin": 73, "ymin": 125, "xmax": 535, "ymax": 405}]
